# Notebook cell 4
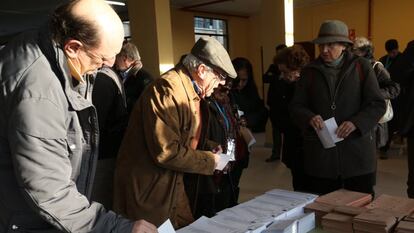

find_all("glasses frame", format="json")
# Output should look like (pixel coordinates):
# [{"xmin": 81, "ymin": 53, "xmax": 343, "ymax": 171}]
[
  {"xmin": 80, "ymin": 42, "xmax": 115, "ymax": 63},
  {"xmin": 214, "ymin": 70, "xmax": 227, "ymax": 81}
]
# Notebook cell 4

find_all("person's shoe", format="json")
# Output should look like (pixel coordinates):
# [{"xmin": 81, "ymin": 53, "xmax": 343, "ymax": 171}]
[{"xmin": 265, "ymin": 156, "xmax": 280, "ymax": 162}]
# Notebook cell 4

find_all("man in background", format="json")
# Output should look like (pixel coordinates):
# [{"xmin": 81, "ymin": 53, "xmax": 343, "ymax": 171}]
[
  {"xmin": 115, "ymin": 42, "xmax": 154, "ymax": 115},
  {"xmin": 263, "ymin": 43, "xmax": 287, "ymax": 162}
]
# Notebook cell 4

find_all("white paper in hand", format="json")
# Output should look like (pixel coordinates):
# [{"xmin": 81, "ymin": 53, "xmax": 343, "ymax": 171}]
[
  {"xmin": 158, "ymin": 219, "xmax": 176, "ymax": 233},
  {"xmin": 316, "ymin": 117, "xmax": 344, "ymax": 148},
  {"xmin": 216, "ymin": 153, "xmax": 231, "ymax": 171}
]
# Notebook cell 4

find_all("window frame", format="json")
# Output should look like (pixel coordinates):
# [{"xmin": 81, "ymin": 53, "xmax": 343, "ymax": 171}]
[{"xmin": 194, "ymin": 16, "xmax": 229, "ymax": 52}]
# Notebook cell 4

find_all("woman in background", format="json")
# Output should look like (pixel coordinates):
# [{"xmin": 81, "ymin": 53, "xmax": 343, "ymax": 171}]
[
  {"xmin": 231, "ymin": 57, "xmax": 268, "ymax": 133},
  {"xmin": 273, "ymin": 45, "xmax": 310, "ymax": 191},
  {"xmin": 352, "ymin": 36, "xmax": 400, "ymax": 159}
]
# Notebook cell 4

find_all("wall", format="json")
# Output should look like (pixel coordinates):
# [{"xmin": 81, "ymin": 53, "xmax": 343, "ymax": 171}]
[
  {"xmin": 294, "ymin": 0, "xmax": 414, "ymax": 58},
  {"xmin": 248, "ymin": 0, "xmax": 285, "ymax": 99},
  {"xmin": 170, "ymin": 8, "xmax": 249, "ymax": 64},
  {"xmin": 294, "ymin": 0, "xmax": 369, "ymax": 57},
  {"xmin": 371, "ymin": 0, "xmax": 414, "ymax": 55}
]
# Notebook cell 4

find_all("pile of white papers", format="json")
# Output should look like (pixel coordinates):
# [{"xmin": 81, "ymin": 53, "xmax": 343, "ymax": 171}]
[{"xmin": 177, "ymin": 189, "xmax": 318, "ymax": 233}]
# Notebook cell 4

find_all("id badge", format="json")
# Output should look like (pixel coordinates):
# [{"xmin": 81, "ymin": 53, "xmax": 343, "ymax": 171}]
[{"xmin": 226, "ymin": 139, "xmax": 236, "ymax": 161}]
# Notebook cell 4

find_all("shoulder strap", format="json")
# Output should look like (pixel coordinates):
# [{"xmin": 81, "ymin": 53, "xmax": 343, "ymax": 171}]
[
  {"xmin": 373, "ymin": 61, "xmax": 382, "ymax": 69},
  {"xmin": 356, "ymin": 61, "xmax": 364, "ymax": 82}
]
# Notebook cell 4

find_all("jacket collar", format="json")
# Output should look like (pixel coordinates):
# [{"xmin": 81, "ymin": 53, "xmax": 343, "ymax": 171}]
[
  {"xmin": 307, "ymin": 50, "xmax": 361, "ymax": 78},
  {"xmin": 37, "ymin": 27, "xmax": 94, "ymax": 111},
  {"xmin": 174, "ymin": 64, "xmax": 201, "ymax": 102}
]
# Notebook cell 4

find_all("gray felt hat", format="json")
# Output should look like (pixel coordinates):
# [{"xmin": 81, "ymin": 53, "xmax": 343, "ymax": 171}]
[
  {"xmin": 313, "ymin": 20, "xmax": 353, "ymax": 45},
  {"xmin": 191, "ymin": 37, "xmax": 237, "ymax": 78}
]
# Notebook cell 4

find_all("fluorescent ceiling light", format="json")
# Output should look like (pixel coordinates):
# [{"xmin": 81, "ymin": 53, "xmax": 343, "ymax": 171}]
[{"xmin": 105, "ymin": 1, "xmax": 126, "ymax": 6}]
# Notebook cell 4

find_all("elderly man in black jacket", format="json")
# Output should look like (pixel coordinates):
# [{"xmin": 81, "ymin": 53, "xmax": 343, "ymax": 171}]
[
  {"xmin": 290, "ymin": 20, "xmax": 385, "ymax": 196},
  {"xmin": 114, "ymin": 42, "xmax": 154, "ymax": 116}
]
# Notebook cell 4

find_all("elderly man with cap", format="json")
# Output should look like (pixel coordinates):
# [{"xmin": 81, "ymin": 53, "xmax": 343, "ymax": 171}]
[
  {"xmin": 290, "ymin": 20, "xmax": 385, "ymax": 196},
  {"xmin": 113, "ymin": 37, "xmax": 236, "ymax": 228}
]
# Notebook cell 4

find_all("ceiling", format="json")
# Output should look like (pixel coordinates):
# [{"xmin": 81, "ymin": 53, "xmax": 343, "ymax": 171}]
[{"xmin": 0, "ymin": 0, "xmax": 335, "ymax": 42}]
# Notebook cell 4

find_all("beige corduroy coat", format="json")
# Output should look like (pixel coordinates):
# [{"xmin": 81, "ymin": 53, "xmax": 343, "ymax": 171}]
[{"xmin": 113, "ymin": 64, "xmax": 216, "ymax": 228}]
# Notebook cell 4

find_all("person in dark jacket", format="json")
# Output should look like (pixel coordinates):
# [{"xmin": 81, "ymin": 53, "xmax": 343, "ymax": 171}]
[
  {"xmin": 273, "ymin": 45, "xmax": 310, "ymax": 191},
  {"xmin": 0, "ymin": 0, "xmax": 156, "ymax": 232},
  {"xmin": 114, "ymin": 41, "xmax": 154, "ymax": 115},
  {"xmin": 352, "ymin": 37, "xmax": 401, "ymax": 159},
  {"xmin": 231, "ymin": 57, "xmax": 268, "ymax": 133},
  {"xmin": 379, "ymin": 39, "xmax": 401, "ymax": 71},
  {"xmin": 290, "ymin": 20, "xmax": 386, "ymax": 196},
  {"xmin": 379, "ymin": 39, "xmax": 403, "ymax": 154},
  {"xmin": 387, "ymin": 42, "xmax": 414, "ymax": 198},
  {"xmin": 185, "ymin": 78, "xmax": 240, "ymax": 218},
  {"xmin": 263, "ymin": 44, "xmax": 287, "ymax": 162},
  {"xmin": 91, "ymin": 66, "xmax": 128, "ymax": 209}
]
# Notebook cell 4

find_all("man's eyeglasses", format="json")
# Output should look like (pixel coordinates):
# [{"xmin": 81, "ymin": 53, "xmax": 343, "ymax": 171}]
[
  {"xmin": 214, "ymin": 70, "xmax": 227, "ymax": 81},
  {"xmin": 83, "ymin": 47, "xmax": 115, "ymax": 63}
]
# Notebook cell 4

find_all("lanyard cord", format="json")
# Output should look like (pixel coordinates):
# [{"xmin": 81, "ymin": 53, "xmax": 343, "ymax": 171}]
[{"xmin": 213, "ymin": 100, "xmax": 230, "ymax": 132}]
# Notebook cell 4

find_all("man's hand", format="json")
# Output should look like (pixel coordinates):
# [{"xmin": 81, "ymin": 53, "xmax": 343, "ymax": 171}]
[
  {"xmin": 336, "ymin": 121, "xmax": 356, "ymax": 138},
  {"xmin": 212, "ymin": 145, "xmax": 222, "ymax": 169},
  {"xmin": 310, "ymin": 115, "xmax": 324, "ymax": 131},
  {"xmin": 131, "ymin": 220, "xmax": 157, "ymax": 233}
]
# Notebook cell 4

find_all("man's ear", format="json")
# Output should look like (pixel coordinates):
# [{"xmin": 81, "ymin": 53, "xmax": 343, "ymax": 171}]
[
  {"xmin": 196, "ymin": 64, "xmax": 208, "ymax": 80},
  {"xmin": 64, "ymin": 39, "xmax": 83, "ymax": 59}
]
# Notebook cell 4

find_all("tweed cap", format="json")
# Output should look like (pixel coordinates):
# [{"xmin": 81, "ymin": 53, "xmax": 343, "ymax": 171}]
[
  {"xmin": 313, "ymin": 20, "xmax": 353, "ymax": 45},
  {"xmin": 191, "ymin": 37, "xmax": 237, "ymax": 78}
]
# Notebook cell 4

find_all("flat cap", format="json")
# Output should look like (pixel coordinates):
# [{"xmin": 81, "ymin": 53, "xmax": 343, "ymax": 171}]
[{"xmin": 191, "ymin": 37, "xmax": 237, "ymax": 78}]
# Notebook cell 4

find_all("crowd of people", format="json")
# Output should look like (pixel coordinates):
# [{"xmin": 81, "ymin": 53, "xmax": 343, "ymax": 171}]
[{"xmin": 2, "ymin": 0, "xmax": 414, "ymax": 232}]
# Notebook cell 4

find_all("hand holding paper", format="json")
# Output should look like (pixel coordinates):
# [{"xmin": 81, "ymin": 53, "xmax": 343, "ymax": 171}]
[
  {"xmin": 315, "ymin": 117, "xmax": 344, "ymax": 148},
  {"xmin": 336, "ymin": 121, "xmax": 356, "ymax": 138}
]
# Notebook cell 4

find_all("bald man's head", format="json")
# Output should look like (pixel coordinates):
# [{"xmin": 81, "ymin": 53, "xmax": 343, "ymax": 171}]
[
  {"xmin": 50, "ymin": 0, "xmax": 124, "ymax": 51},
  {"xmin": 50, "ymin": 0, "xmax": 124, "ymax": 75}
]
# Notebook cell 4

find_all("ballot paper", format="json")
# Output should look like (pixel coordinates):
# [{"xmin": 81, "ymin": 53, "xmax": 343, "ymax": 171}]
[
  {"xmin": 176, "ymin": 216, "xmax": 241, "ymax": 233},
  {"xmin": 316, "ymin": 117, "xmax": 344, "ymax": 148},
  {"xmin": 158, "ymin": 219, "xmax": 176, "ymax": 233},
  {"xmin": 240, "ymin": 126, "xmax": 256, "ymax": 152},
  {"xmin": 216, "ymin": 153, "xmax": 232, "ymax": 171},
  {"xmin": 263, "ymin": 213, "xmax": 315, "ymax": 233},
  {"xmin": 262, "ymin": 219, "xmax": 298, "ymax": 233}
]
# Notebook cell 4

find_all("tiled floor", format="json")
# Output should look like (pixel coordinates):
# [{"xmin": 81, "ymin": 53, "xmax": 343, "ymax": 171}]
[{"xmin": 239, "ymin": 133, "xmax": 408, "ymax": 202}]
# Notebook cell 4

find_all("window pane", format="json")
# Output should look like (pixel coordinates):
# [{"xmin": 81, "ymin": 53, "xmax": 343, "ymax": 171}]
[{"xmin": 194, "ymin": 16, "xmax": 228, "ymax": 51}]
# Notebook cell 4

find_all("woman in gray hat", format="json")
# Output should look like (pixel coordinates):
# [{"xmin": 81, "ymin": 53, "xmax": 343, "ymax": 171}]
[{"xmin": 290, "ymin": 20, "xmax": 386, "ymax": 195}]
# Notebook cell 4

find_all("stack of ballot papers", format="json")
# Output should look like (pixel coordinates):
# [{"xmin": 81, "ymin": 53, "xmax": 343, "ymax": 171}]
[
  {"xmin": 395, "ymin": 220, "xmax": 414, "ymax": 233},
  {"xmin": 177, "ymin": 189, "xmax": 318, "ymax": 233},
  {"xmin": 315, "ymin": 189, "xmax": 372, "ymax": 207},
  {"xmin": 405, "ymin": 211, "xmax": 414, "ymax": 222},
  {"xmin": 304, "ymin": 189, "xmax": 371, "ymax": 227},
  {"xmin": 353, "ymin": 208, "xmax": 400, "ymax": 233},
  {"xmin": 321, "ymin": 206, "xmax": 367, "ymax": 233},
  {"xmin": 365, "ymin": 194, "xmax": 414, "ymax": 216},
  {"xmin": 304, "ymin": 202, "xmax": 335, "ymax": 227},
  {"xmin": 262, "ymin": 212, "xmax": 315, "ymax": 233}
]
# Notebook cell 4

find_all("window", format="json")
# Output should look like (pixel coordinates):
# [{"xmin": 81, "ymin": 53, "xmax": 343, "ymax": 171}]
[{"xmin": 194, "ymin": 16, "xmax": 228, "ymax": 51}]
